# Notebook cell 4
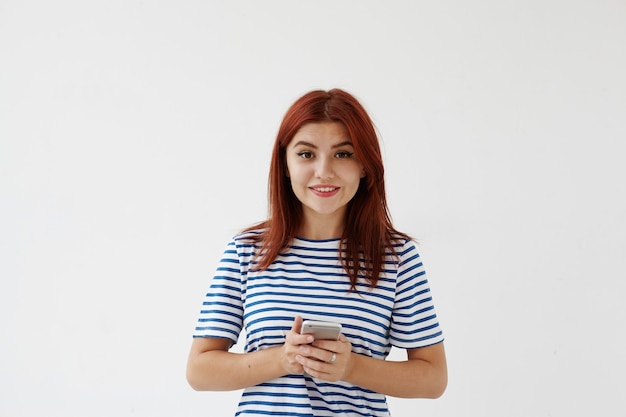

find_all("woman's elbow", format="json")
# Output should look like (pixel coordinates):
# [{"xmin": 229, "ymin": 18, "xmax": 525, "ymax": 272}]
[
  {"xmin": 428, "ymin": 375, "xmax": 447, "ymax": 399},
  {"xmin": 408, "ymin": 360, "xmax": 447, "ymax": 399},
  {"xmin": 186, "ymin": 363, "xmax": 206, "ymax": 391},
  {"xmin": 425, "ymin": 367, "xmax": 448, "ymax": 399}
]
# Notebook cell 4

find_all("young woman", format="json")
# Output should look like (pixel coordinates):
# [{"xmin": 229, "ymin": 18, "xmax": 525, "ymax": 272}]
[{"xmin": 187, "ymin": 89, "xmax": 447, "ymax": 416}]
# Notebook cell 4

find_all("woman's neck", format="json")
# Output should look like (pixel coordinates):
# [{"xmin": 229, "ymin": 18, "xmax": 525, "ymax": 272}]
[{"xmin": 298, "ymin": 210, "xmax": 345, "ymax": 240}]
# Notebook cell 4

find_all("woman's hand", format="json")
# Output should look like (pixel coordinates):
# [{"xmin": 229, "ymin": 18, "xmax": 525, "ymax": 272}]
[
  {"xmin": 280, "ymin": 315, "xmax": 314, "ymax": 375},
  {"xmin": 295, "ymin": 334, "xmax": 353, "ymax": 382}
]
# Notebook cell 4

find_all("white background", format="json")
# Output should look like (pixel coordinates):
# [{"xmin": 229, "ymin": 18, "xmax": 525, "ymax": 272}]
[{"xmin": 1, "ymin": 1, "xmax": 625, "ymax": 416}]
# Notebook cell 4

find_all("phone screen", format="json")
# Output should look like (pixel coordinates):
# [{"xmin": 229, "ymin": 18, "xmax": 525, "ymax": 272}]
[{"xmin": 300, "ymin": 320, "xmax": 342, "ymax": 340}]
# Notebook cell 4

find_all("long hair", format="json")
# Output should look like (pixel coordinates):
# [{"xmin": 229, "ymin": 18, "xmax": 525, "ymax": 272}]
[{"xmin": 244, "ymin": 88, "xmax": 409, "ymax": 290}]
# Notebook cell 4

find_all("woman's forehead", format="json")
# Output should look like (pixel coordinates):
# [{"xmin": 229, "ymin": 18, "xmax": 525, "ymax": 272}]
[{"xmin": 289, "ymin": 122, "xmax": 351, "ymax": 146}]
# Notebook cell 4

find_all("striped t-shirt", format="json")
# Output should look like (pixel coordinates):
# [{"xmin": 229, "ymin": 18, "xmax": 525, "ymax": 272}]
[{"xmin": 193, "ymin": 230, "xmax": 444, "ymax": 416}]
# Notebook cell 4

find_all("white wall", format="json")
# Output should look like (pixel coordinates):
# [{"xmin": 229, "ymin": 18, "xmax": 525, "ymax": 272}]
[{"xmin": 1, "ymin": 1, "xmax": 625, "ymax": 416}]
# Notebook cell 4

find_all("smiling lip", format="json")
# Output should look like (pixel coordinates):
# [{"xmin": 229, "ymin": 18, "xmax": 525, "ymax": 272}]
[{"xmin": 309, "ymin": 185, "xmax": 340, "ymax": 197}]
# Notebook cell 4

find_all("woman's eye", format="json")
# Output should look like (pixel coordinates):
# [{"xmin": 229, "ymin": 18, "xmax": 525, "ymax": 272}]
[
  {"xmin": 335, "ymin": 151, "xmax": 354, "ymax": 159},
  {"xmin": 297, "ymin": 151, "xmax": 314, "ymax": 159}
]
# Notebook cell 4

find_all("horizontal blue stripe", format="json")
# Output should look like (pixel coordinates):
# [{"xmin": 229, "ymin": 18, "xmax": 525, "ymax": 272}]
[
  {"xmin": 242, "ymin": 391, "xmax": 309, "ymax": 399},
  {"xmin": 392, "ymin": 315, "xmax": 438, "ymax": 335},
  {"xmin": 305, "ymin": 384, "xmax": 384, "ymax": 402},
  {"xmin": 202, "ymin": 293, "xmax": 241, "ymax": 304},
  {"xmin": 393, "ymin": 304, "xmax": 435, "ymax": 319},
  {"xmin": 251, "ymin": 340, "xmax": 286, "ymax": 350},
  {"xmin": 349, "ymin": 341, "xmax": 388, "ymax": 357},
  {"xmin": 340, "ymin": 330, "xmax": 388, "ymax": 350},
  {"xmin": 257, "ymin": 380, "xmax": 308, "ymax": 389},
  {"xmin": 192, "ymin": 334, "xmax": 237, "ymax": 342},
  {"xmin": 248, "ymin": 278, "xmax": 395, "ymax": 300},
  {"xmin": 279, "ymin": 251, "xmax": 398, "ymax": 266},
  {"xmin": 311, "ymin": 404, "xmax": 387, "ymax": 417},
  {"xmin": 394, "ymin": 313, "xmax": 437, "ymax": 328},
  {"xmin": 234, "ymin": 242, "xmax": 261, "ymax": 250},
  {"xmin": 211, "ymin": 271, "xmax": 240, "ymax": 285},
  {"xmin": 245, "ymin": 290, "xmax": 393, "ymax": 307},
  {"xmin": 396, "ymin": 276, "xmax": 427, "ymax": 296},
  {"xmin": 236, "ymin": 410, "xmax": 313, "ymax": 417},
  {"xmin": 245, "ymin": 303, "xmax": 391, "ymax": 327},
  {"xmin": 235, "ymin": 404, "xmax": 315, "ymax": 417},
  {"xmin": 396, "ymin": 244, "xmax": 416, "ymax": 258},
  {"xmin": 244, "ymin": 298, "xmax": 393, "ymax": 323},
  {"xmin": 218, "ymin": 257, "xmax": 240, "ymax": 265},
  {"xmin": 245, "ymin": 281, "xmax": 395, "ymax": 300},
  {"xmin": 193, "ymin": 326, "xmax": 239, "ymax": 338},
  {"xmin": 257, "ymin": 267, "xmax": 353, "ymax": 278},
  {"xmin": 198, "ymin": 309, "xmax": 242, "ymax": 321},
  {"xmin": 394, "ymin": 295, "xmax": 433, "ymax": 312},
  {"xmin": 237, "ymin": 400, "xmax": 311, "ymax": 409},
  {"xmin": 247, "ymin": 272, "xmax": 395, "ymax": 286},
  {"xmin": 209, "ymin": 274, "xmax": 240, "ymax": 283},
  {"xmin": 313, "ymin": 380, "xmax": 380, "ymax": 395},
  {"xmin": 216, "ymin": 266, "xmax": 241, "ymax": 274},
  {"xmin": 260, "ymin": 262, "xmax": 399, "ymax": 280},
  {"xmin": 246, "ymin": 310, "xmax": 389, "ymax": 336},
  {"xmin": 196, "ymin": 316, "xmax": 240, "ymax": 328},
  {"xmin": 390, "ymin": 329, "xmax": 443, "ymax": 345},
  {"xmin": 288, "ymin": 244, "xmax": 344, "ymax": 253}
]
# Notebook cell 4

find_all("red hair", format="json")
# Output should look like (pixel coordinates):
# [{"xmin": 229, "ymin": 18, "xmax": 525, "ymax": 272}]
[{"xmin": 244, "ymin": 88, "xmax": 408, "ymax": 290}]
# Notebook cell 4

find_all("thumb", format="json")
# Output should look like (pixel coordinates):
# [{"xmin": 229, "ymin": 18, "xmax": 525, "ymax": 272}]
[{"xmin": 291, "ymin": 315, "xmax": 303, "ymax": 334}]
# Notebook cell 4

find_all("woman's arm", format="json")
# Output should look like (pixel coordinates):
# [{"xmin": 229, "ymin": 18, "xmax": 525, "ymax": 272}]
[
  {"xmin": 297, "ymin": 338, "xmax": 447, "ymax": 398},
  {"xmin": 346, "ymin": 342, "xmax": 447, "ymax": 398},
  {"xmin": 186, "ymin": 337, "xmax": 282, "ymax": 391},
  {"xmin": 186, "ymin": 316, "xmax": 313, "ymax": 391}
]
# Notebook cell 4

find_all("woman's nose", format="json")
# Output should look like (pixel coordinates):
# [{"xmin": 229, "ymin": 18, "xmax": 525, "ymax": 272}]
[{"xmin": 315, "ymin": 157, "xmax": 335, "ymax": 179}]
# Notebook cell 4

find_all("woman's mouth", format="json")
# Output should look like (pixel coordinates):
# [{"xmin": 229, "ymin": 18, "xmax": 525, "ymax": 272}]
[
  {"xmin": 310, "ymin": 186, "xmax": 340, "ymax": 197},
  {"xmin": 312, "ymin": 187, "xmax": 338, "ymax": 193}
]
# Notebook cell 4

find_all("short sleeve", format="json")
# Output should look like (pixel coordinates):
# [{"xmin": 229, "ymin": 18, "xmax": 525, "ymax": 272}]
[
  {"xmin": 389, "ymin": 240, "xmax": 444, "ymax": 349},
  {"xmin": 193, "ymin": 239, "xmax": 245, "ymax": 344}
]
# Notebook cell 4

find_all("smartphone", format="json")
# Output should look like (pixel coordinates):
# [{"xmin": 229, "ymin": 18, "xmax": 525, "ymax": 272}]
[{"xmin": 300, "ymin": 320, "xmax": 342, "ymax": 340}]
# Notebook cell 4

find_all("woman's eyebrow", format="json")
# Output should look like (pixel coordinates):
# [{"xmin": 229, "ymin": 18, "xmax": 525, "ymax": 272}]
[
  {"xmin": 291, "ymin": 140, "xmax": 354, "ymax": 148},
  {"xmin": 292, "ymin": 140, "xmax": 317, "ymax": 148},
  {"xmin": 332, "ymin": 141, "xmax": 354, "ymax": 148}
]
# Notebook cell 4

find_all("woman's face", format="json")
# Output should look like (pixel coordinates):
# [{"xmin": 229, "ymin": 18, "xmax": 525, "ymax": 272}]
[{"xmin": 285, "ymin": 122, "xmax": 365, "ymax": 226}]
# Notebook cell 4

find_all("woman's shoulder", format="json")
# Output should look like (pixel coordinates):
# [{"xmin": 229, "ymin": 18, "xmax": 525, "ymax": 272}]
[
  {"xmin": 388, "ymin": 230, "xmax": 413, "ymax": 246},
  {"xmin": 232, "ymin": 226, "xmax": 266, "ymax": 245},
  {"xmin": 387, "ymin": 231, "xmax": 420, "ymax": 257}
]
